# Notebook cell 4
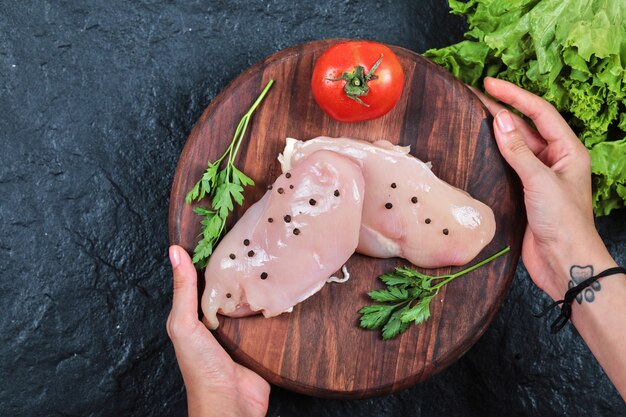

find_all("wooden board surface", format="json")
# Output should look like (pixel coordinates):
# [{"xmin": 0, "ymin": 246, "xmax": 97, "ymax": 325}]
[{"xmin": 169, "ymin": 39, "xmax": 524, "ymax": 399}]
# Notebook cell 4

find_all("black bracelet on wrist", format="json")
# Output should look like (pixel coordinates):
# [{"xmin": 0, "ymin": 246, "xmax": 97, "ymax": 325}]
[{"xmin": 534, "ymin": 266, "xmax": 626, "ymax": 334}]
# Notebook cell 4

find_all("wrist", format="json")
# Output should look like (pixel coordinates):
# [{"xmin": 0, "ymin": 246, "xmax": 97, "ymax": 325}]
[
  {"xmin": 185, "ymin": 384, "xmax": 237, "ymax": 417},
  {"xmin": 544, "ymin": 230, "xmax": 616, "ymax": 301},
  {"xmin": 187, "ymin": 385, "xmax": 265, "ymax": 417},
  {"xmin": 186, "ymin": 390, "xmax": 219, "ymax": 417}
]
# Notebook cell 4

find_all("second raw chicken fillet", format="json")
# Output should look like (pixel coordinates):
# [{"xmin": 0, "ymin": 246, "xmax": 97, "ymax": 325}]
[{"xmin": 280, "ymin": 137, "xmax": 496, "ymax": 268}]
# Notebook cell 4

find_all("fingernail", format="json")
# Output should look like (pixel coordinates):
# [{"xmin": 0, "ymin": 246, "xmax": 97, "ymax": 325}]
[
  {"xmin": 496, "ymin": 110, "xmax": 515, "ymax": 133},
  {"xmin": 169, "ymin": 246, "xmax": 180, "ymax": 268}
]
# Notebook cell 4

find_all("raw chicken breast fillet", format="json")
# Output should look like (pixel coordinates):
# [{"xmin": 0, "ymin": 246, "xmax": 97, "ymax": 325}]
[
  {"xmin": 202, "ymin": 150, "xmax": 365, "ymax": 329},
  {"xmin": 279, "ymin": 137, "xmax": 496, "ymax": 268}
]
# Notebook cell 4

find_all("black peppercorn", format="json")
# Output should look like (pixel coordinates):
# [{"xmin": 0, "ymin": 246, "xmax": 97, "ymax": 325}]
[{"xmin": 385, "ymin": 202, "xmax": 393, "ymax": 209}]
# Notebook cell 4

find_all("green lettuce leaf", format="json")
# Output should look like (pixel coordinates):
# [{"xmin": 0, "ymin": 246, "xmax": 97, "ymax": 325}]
[{"xmin": 424, "ymin": 0, "xmax": 626, "ymax": 215}]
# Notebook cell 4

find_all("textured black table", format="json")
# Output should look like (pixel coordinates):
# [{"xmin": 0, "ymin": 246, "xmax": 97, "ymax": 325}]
[{"xmin": 1, "ymin": 1, "xmax": 624, "ymax": 416}]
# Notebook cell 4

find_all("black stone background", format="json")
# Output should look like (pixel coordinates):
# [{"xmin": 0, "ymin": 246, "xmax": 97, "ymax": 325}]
[{"xmin": 1, "ymin": 1, "xmax": 625, "ymax": 416}]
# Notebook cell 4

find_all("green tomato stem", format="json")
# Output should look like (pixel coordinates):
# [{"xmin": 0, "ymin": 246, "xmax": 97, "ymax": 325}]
[
  {"xmin": 325, "ymin": 54, "xmax": 383, "ymax": 107},
  {"xmin": 365, "ymin": 54, "xmax": 383, "ymax": 79}
]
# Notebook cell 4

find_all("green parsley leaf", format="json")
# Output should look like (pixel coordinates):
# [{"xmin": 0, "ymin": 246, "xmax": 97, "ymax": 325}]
[
  {"xmin": 233, "ymin": 167, "xmax": 255, "ymax": 187},
  {"xmin": 213, "ymin": 187, "xmax": 233, "ymax": 219},
  {"xmin": 227, "ymin": 182, "xmax": 245, "ymax": 206},
  {"xmin": 192, "ymin": 238, "xmax": 214, "ymax": 268},
  {"xmin": 203, "ymin": 214, "xmax": 223, "ymax": 239},
  {"xmin": 401, "ymin": 296, "xmax": 433, "ymax": 325},
  {"xmin": 193, "ymin": 206, "xmax": 214, "ymax": 217},
  {"xmin": 359, "ymin": 304, "xmax": 396, "ymax": 330},
  {"xmin": 379, "ymin": 272, "xmax": 414, "ymax": 286},
  {"xmin": 382, "ymin": 305, "xmax": 411, "ymax": 340},
  {"xmin": 185, "ymin": 181, "xmax": 201, "ymax": 205},
  {"xmin": 367, "ymin": 286, "xmax": 410, "ymax": 302}
]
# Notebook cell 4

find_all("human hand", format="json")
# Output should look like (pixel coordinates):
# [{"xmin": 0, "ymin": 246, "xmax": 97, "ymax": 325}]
[
  {"xmin": 471, "ymin": 77, "xmax": 614, "ymax": 301},
  {"xmin": 167, "ymin": 245, "xmax": 270, "ymax": 417}
]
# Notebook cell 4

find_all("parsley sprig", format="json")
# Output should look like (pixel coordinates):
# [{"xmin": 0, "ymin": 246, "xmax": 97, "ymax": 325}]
[
  {"xmin": 359, "ymin": 246, "xmax": 511, "ymax": 340},
  {"xmin": 185, "ymin": 80, "xmax": 274, "ymax": 269}
]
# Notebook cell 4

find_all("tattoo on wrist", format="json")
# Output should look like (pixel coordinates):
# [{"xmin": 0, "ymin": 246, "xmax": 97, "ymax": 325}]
[{"xmin": 568, "ymin": 265, "xmax": 601, "ymax": 303}]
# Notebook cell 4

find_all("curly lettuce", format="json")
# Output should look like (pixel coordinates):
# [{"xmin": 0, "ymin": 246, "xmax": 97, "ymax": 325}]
[{"xmin": 425, "ymin": 0, "xmax": 626, "ymax": 216}]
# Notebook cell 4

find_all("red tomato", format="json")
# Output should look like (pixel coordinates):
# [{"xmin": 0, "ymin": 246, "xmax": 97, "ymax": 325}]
[{"xmin": 311, "ymin": 41, "xmax": 404, "ymax": 123}]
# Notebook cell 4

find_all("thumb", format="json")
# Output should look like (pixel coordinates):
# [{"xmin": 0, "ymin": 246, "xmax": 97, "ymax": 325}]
[
  {"xmin": 494, "ymin": 110, "xmax": 547, "ymax": 184},
  {"xmin": 167, "ymin": 245, "xmax": 199, "ymax": 337}
]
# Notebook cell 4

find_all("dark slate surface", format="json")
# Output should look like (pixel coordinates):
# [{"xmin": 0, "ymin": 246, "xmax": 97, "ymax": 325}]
[{"xmin": 0, "ymin": 1, "xmax": 624, "ymax": 416}]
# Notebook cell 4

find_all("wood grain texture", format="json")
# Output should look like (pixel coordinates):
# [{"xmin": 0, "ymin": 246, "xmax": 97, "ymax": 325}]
[{"xmin": 168, "ymin": 39, "xmax": 524, "ymax": 399}]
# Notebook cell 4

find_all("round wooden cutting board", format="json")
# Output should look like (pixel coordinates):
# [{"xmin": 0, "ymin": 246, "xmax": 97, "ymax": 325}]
[{"xmin": 169, "ymin": 39, "xmax": 524, "ymax": 399}]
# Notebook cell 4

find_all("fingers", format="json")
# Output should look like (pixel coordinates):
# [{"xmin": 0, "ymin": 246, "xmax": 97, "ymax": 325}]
[
  {"xmin": 484, "ymin": 77, "xmax": 579, "ymax": 146},
  {"xmin": 167, "ymin": 245, "xmax": 233, "ymax": 371},
  {"xmin": 167, "ymin": 245, "xmax": 199, "ymax": 338},
  {"xmin": 469, "ymin": 85, "xmax": 548, "ymax": 156},
  {"xmin": 467, "ymin": 84, "xmax": 502, "ymax": 115},
  {"xmin": 493, "ymin": 109, "xmax": 549, "ymax": 184}
]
